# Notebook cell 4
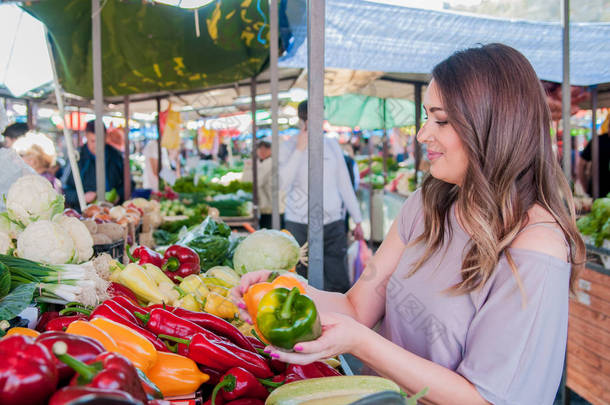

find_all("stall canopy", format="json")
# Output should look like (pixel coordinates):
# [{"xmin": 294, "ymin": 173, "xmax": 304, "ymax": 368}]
[
  {"xmin": 279, "ymin": 0, "xmax": 610, "ymax": 87},
  {"xmin": 23, "ymin": 0, "xmax": 272, "ymax": 98},
  {"xmin": 324, "ymin": 94, "xmax": 415, "ymax": 130}
]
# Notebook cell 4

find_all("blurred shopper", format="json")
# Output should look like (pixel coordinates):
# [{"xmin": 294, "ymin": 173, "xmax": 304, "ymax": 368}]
[
  {"xmin": 243, "ymin": 140, "xmax": 285, "ymax": 229},
  {"xmin": 142, "ymin": 139, "xmax": 178, "ymax": 192},
  {"xmin": 2, "ymin": 122, "xmax": 28, "ymax": 148},
  {"xmin": 20, "ymin": 144, "xmax": 62, "ymax": 193},
  {"xmin": 63, "ymin": 120, "xmax": 127, "ymax": 208},
  {"xmin": 578, "ymin": 115, "xmax": 610, "ymax": 197},
  {"xmin": 280, "ymin": 101, "xmax": 364, "ymax": 293}
]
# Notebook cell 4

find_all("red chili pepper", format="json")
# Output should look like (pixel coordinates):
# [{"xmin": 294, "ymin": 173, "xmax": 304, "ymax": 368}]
[
  {"xmin": 36, "ymin": 331, "xmax": 105, "ymax": 386},
  {"xmin": 283, "ymin": 363, "xmax": 325, "ymax": 383},
  {"xmin": 135, "ymin": 308, "xmax": 226, "ymax": 343},
  {"xmin": 45, "ymin": 314, "xmax": 88, "ymax": 331},
  {"xmin": 111, "ymin": 296, "xmax": 150, "ymax": 319},
  {"xmin": 107, "ymin": 282, "xmax": 138, "ymax": 303},
  {"xmin": 0, "ymin": 335, "xmax": 58, "ymax": 405},
  {"xmin": 269, "ymin": 357, "xmax": 286, "ymax": 374},
  {"xmin": 147, "ymin": 304, "xmax": 255, "ymax": 352},
  {"xmin": 246, "ymin": 337, "xmax": 265, "ymax": 350},
  {"xmin": 89, "ymin": 305, "xmax": 168, "ymax": 352},
  {"xmin": 160, "ymin": 333, "xmax": 273, "ymax": 379},
  {"xmin": 225, "ymin": 399, "xmax": 266, "ymax": 405},
  {"xmin": 211, "ymin": 367, "xmax": 283, "ymax": 404},
  {"xmin": 313, "ymin": 361, "xmax": 342, "ymax": 377},
  {"xmin": 162, "ymin": 245, "xmax": 201, "ymax": 282},
  {"xmin": 203, "ymin": 396, "xmax": 225, "ymax": 405},
  {"xmin": 36, "ymin": 311, "xmax": 61, "ymax": 332},
  {"xmin": 200, "ymin": 366, "xmax": 224, "ymax": 385},
  {"xmin": 48, "ymin": 386, "xmax": 137, "ymax": 405},
  {"xmin": 130, "ymin": 245, "xmax": 164, "ymax": 267},
  {"xmin": 52, "ymin": 342, "xmax": 148, "ymax": 403}
]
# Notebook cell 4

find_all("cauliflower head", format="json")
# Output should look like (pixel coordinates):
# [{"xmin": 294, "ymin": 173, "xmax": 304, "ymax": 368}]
[
  {"xmin": 55, "ymin": 215, "xmax": 94, "ymax": 263},
  {"xmin": 0, "ymin": 231, "xmax": 12, "ymax": 254},
  {"xmin": 17, "ymin": 220, "xmax": 75, "ymax": 264},
  {"xmin": 6, "ymin": 175, "xmax": 64, "ymax": 226},
  {"xmin": 232, "ymin": 229, "xmax": 301, "ymax": 275}
]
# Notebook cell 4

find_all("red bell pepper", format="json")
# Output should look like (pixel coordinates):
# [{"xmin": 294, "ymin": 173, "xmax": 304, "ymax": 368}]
[
  {"xmin": 160, "ymin": 333, "xmax": 273, "ymax": 379},
  {"xmin": 211, "ymin": 367, "xmax": 283, "ymax": 404},
  {"xmin": 0, "ymin": 335, "xmax": 58, "ymax": 405},
  {"xmin": 36, "ymin": 311, "xmax": 60, "ymax": 332},
  {"xmin": 130, "ymin": 245, "xmax": 164, "ymax": 268},
  {"xmin": 107, "ymin": 282, "xmax": 138, "ymax": 303},
  {"xmin": 52, "ymin": 341, "xmax": 148, "ymax": 403},
  {"xmin": 146, "ymin": 304, "xmax": 255, "ymax": 351},
  {"xmin": 225, "ymin": 399, "xmax": 266, "ymax": 405},
  {"xmin": 162, "ymin": 245, "xmax": 201, "ymax": 282},
  {"xmin": 48, "ymin": 386, "xmax": 139, "ymax": 405},
  {"xmin": 36, "ymin": 331, "xmax": 105, "ymax": 386},
  {"xmin": 45, "ymin": 314, "xmax": 88, "ymax": 331}
]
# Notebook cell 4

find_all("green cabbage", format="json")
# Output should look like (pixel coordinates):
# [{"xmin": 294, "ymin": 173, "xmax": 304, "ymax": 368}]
[{"xmin": 232, "ymin": 230, "xmax": 301, "ymax": 275}]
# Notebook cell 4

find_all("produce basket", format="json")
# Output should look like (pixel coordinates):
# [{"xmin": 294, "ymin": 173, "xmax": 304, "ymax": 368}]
[{"xmin": 93, "ymin": 239, "xmax": 125, "ymax": 262}]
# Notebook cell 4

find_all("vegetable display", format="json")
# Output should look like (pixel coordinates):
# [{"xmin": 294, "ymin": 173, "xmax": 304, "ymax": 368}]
[
  {"xmin": 577, "ymin": 196, "xmax": 610, "ymax": 247},
  {"xmin": 232, "ymin": 230, "xmax": 306, "ymax": 275}
]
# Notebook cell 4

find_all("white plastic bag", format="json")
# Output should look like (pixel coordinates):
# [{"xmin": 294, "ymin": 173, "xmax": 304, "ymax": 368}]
[{"xmin": 0, "ymin": 148, "xmax": 36, "ymax": 211}]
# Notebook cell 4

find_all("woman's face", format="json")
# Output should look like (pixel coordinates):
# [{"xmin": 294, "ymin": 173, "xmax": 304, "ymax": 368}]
[{"xmin": 417, "ymin": 80, "xmax": 469, "ymax": 186}]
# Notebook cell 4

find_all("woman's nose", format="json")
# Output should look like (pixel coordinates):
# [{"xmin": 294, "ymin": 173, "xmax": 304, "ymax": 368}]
[{"xmin": 416, "ymin": 123, "xmax": 430, "ymax": 144}]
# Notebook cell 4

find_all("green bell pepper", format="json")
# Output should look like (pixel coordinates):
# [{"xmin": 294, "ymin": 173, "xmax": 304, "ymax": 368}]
[{"xmin": 256, "ymin": 287, "xmax": 322, "ymax": 350}]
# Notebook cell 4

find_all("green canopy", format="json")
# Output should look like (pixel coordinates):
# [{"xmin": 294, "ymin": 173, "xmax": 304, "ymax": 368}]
[
  {"xmin": 324, "ymin": 94, "xmax": 415, "ymax": 130},
  {"xmin": 23, "ymin": 0, "xmax": 270, "ymax": 98}
]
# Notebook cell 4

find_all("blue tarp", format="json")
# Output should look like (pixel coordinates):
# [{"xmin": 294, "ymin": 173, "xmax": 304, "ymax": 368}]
[{"xmin": 279, "ymin": 0, "xmax": 610, "ymax": 86}]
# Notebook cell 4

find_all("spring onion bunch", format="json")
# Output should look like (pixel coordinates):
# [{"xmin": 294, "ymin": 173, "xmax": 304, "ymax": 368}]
[{"xmin": 0, "ymin": 254, "xmax": 109, "ymax": 306}]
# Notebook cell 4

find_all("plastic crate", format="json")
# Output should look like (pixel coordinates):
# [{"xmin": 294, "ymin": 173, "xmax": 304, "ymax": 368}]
[{"xmin": 93, "ymin": 239, "xmax": 125, "ymax": 262}]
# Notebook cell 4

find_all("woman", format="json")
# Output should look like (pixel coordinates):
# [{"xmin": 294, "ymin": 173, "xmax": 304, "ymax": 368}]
[
  {"xmin": 232, "ymin": 44, "xmax": 584, "ymax": 405},
  {"xmin": 19, "ymin": 144, "xmax": 62, "ymax": 194}
]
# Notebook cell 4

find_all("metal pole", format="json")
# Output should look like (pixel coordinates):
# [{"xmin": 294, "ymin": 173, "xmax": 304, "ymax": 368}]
[
  {"xmin": 414, "ymin": 83, "xmax": 422, "ymax": 182},
  {"xmin": 26, "ymin": 100, "xmax": 33, "ymax": 130},
  {"xmin": 561, "ymin": 0, "xmax": 571, "ymax": 182},
  {"xmin": 77, "ymin": 107, "xmax": 83, "ymax": 147},
  {"xmin": 92, "ymin": 0, "xmax": 105, "ymax": 202},
  {"xmin": 156, "ymin": 97, "xmax": 162, "ymax": 191},
  {"xmin": 591, "ymin": 86, "xmax": 599, "ymax": 199},
  {"xmin": 270, "ymin": 0, "xmax": 280, "ymax": 230},
  {"xmin": 382, "ymin": 99, "xmax": 388, "ymax": 185},
  {"xmin": 123, "ymin": 96, "xmax": 131, "ymax": 201},
  {"xmin": 368, "ymin": 134, "xmax": 374, "ymax": 247},
  {"xmin": 251, "ymin": 77, "xmax": 260, "ymax": 229},
  {"xmin": 307, "ymin": 0, "xmax": 325, "ymax": 290},
  {"xmin": 45, "ymin": 27, "xmax": 86, "ymax": 211}
]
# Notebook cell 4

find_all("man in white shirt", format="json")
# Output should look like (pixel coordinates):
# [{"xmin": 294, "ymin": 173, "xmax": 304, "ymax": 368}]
[
  {"xmin": 142, "ymin": 139, "xmax": 176, "ymax": 191},
  {"xmin": 242, "ymin": 140, "xmax": 285, "ymax": 229},
  {"xmin": 280, "ymin": 101, "xmax": 364, "ymax": 293}
]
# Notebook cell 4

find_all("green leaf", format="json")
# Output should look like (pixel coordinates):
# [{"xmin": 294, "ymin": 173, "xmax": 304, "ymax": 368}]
[
  {"xmin": 0, "ymin": 283, "xmax": 36, "ymax": 321},
  {"xmin": 406, "ymin": 387, "xmax": 429, "ymax": 405},
  {"xmin": 0, "ymin": 262, "xmax": 10, "ymax": 298}
]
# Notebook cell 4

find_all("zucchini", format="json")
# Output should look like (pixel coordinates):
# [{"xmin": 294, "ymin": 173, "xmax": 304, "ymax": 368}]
[{"xmin": 265, "ymin": 376, "xmax": 401, "ymax": 405}]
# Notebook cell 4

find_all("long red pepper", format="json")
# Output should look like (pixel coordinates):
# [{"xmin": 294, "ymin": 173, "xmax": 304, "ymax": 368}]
[
  {"xmin": 45, "ymin": 314, "xmax": 88, "ymax": 331},
  {"xmin": 159, "ymin": 333, "xmax": 273, "ymax": 379},
  {"xmin": 211, "ymin": 367, "xmax": 283, "ymax": 404},
  {"xmin": 135, "ymin": 308, "xmax": 227, "ymax": 344},
  {"xmin": 224, "ymin": 399, "xmax": 265, "ymax": 405},
  {"xmin": 146, "ymin": 304, "xmax": 255, "ymax": 352}
]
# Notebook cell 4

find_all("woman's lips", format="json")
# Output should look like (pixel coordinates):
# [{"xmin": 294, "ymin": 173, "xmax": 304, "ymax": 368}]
[{"xmin": 427, "ymin": 151, "xmax": 443, "ymax": 161}]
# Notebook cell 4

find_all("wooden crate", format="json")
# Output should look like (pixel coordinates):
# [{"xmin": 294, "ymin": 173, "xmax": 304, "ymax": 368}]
[{"xmin": 567, "ymin": 266, "xmax": 610, "ymax": 405}]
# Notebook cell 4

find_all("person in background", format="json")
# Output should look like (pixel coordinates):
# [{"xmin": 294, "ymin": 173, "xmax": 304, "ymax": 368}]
[
  {"xmin": 280, "ymin": 100, "xmax": 364, "ymax": 293},
  {"xmin": 578, "ymin": 115, "xmax": 610, "ymax": 198},
  {"xmin": 63, "ymin": 120, "xmax": 127, "ymax": 209},
  {"xmin": 142, "ymin": 139, "xmax": 177, "ymax": 192},
  {"xmin": 20, "ymin": 144, "xmax": 62, "ymax": 193},
  {"xmin": 1, "ymin": 122, "xmax": 28, "ymax": 148},
  {"xmin": 242, "ymin": 140, "xmax": 285, "ymax": 229}
]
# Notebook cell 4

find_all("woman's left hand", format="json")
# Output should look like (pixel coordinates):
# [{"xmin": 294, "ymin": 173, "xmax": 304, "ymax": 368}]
[{"xmin": 263, "ymin": 312, "xmax": 367, "ymax": 365}]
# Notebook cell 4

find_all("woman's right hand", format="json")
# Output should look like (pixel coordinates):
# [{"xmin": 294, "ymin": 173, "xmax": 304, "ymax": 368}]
[{"xmin": 230, "ymin": 270, "xmax": 272, "ymax": 324}]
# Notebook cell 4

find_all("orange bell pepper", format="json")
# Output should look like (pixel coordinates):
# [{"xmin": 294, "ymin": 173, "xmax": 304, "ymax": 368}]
[
  {"xmin": 147, "ymin": 351, "xmax": 209, "ymax": 397},
  {"xmin": 90, "ymin": 317, "xmax": 158, "ymax": 373},
  {"xmin": 65, "ymin": 320, "xmax": 119, "ymax": 352},
  {"xmin": 4, "ymin": 327, "xmax": 40, "ymax": 338},
  {"xmin": 243, "ymin": 272, "xmax": 306, "ymax": 321}
]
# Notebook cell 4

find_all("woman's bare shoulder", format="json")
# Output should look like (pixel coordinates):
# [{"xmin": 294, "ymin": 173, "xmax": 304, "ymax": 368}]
[{"xmin": 510, "ymin": 205, "xmax": 568, "ymax": 262}]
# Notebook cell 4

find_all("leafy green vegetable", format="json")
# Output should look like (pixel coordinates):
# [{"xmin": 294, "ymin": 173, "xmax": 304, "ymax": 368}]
[
  {"xmin": 578, "ymin": 197, "xmax": 610, "ymax": 247},
  {"xmin": 0, "ymin": 262, "xmax": 10, "ymax": 298},
  {"xmin": 0, "ymin": 283, "xmax": 36, "ymax": 321}
]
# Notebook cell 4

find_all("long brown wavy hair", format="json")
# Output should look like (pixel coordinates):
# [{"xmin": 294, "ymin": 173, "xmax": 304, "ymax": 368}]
[{"xmin": 409, "ymin": 43, "xmax": 584, "ymax": 294}]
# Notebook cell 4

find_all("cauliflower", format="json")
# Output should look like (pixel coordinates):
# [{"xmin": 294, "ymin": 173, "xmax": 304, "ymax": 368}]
[
  {"xmin": 55, "ymin": 215, "xmax": 94, "ymax": 263},
  {"xmin": 0, "ymin": 213, "xmax": 22, "ymax": 239},
  {"xmin": 17, "ymin": 220, "xmax": 75, "ymax": 264},
  {"xmin": 0, "ymin": 231, "xmax": 12, "ymax": 254},
  {"xmin": 6, "ymin": 175, "xmax": 64, "ymax": 226}
]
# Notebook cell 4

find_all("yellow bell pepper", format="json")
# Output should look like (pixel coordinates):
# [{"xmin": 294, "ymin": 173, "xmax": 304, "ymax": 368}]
[
  {"xmin": 117, "ymin": 264, "xmax": 166, "ymax": 304},
  {"xmin": 204, "ymin": 291, "xmax": 239, "ymax": 319},
  {"xmin": 142, "ymin": 264, "xmax": 180, "ymax": 305},
  {"xmin": 201, "ymin": 276, "xmax": 234, "ymax": 289},
  {"xmin": 66, "ymin": 320, "xmax": 119, "ymax": 352},
  {"xmin": 4, "ymin": 327, "xmax": 40, "ymax": 338},
  {"xmin": 205, "ymin": 266, "xmax": 240, "ymax": 287},
  {"xmin": 90, "ymin": 317, "xmax": 158, "ymax": 373},
  {"xmin": 175, "ymin": 293, "xmax": 202, "ymax": 312},
  {"xmin": 147, "ymin": 351, "xmax": 209, "ymax": 397},
  {"xmin": 179, "ymin": 274, "xmax": 210, "ymax": 300}
]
